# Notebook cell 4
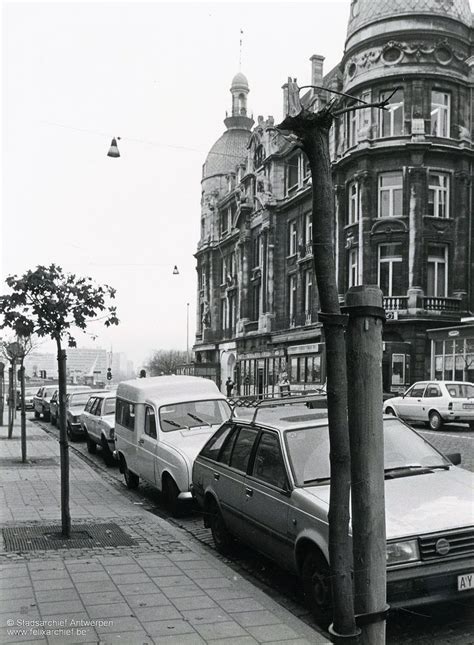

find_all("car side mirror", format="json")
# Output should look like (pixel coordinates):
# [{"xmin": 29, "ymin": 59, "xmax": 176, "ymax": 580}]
[{"xmin": 447, "ymin": 452, "xmax": 461, "ymax": 466}]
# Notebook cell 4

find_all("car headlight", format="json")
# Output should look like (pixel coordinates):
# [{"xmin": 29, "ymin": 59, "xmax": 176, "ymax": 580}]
[
  {"xmin": 386, "ymin": 540, "xmax": 420, "ymax": 565},
  {"xmin": 72, "ymin": 415, "xmax": 80, "ymax": 423}
]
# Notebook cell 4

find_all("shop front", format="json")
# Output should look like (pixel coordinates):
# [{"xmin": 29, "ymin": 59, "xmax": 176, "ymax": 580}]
[{"xmin": 428, "ymin": 324, "xmax": 474, "ymax": 383}]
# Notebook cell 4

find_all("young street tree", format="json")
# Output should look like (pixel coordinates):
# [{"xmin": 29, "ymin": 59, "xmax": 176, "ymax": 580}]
[
  {"xmin": 0, "ymin": 265, "xmax": 119, "ymax": 537},
  {"xmin": 147, "ymin": 349, "xmax": 187, "ymax": 376},
  {"xmin": 277, "ymin": 81, "xmax": 395, "ymax": 644}
]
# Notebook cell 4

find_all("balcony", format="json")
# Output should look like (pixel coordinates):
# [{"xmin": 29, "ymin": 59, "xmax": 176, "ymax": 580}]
[
  {"xmin": 422, "ymin": 297, "xmax": 462, "ymax": 312},
  {"xmin": 244, "ymin": 320, "xmax": 258, "ymax": 332},
  {"xmin": 383, "ymin": 296, "xmax": 408, "ymax": 311}
]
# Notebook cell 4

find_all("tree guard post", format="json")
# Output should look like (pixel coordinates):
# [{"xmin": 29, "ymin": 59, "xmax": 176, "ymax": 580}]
[
  {"xmin": 343, "ymin": 286, "xmax": 388, "ymax": 645},
  {"xmin": 57, "ymin": 346, "xmax": 71, "ymax": 538}
]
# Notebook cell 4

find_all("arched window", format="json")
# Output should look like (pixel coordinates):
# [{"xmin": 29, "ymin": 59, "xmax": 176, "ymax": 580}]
[{"xmin": 254, "ymin": 145, "xmax": 264, "ymax": 169}]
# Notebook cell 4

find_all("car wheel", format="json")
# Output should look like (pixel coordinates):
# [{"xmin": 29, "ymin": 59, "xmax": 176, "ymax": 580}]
[
  {"xmin": 101, "ymin": 437, "xmax": 114, "ymax": 467},
  {"xmin": 43, "ymin": 411, "xmax": 50, "ymax": 422},
  {"xmin": 302, "ymin": 550, "xmax": 333, "ymax": 628},
  {"xmin": 469, "ymin": 422, "xmax": 474, "ymax": 431},
  {"xmin": 86, "ymin": 434, "xmax": 96, "ymax": 454},
  {"xmin": 429, "ymin": 411, "xmax": 443, "ymax": 431},
  {"xmin": 67, "ymin": 423, "xmax": 76, "ymax": 441},
  {"xmin": 34, "ymin": 410, "xmax": 40, "ymax": 419},
  {"xmin": 123, "ymin": 459, "xmax": 139, "ymax": 489},
  {"xmin": 51, "ymin": 415, "xmax": 57, "ymax": 426},
  {"xmin": 162, "ymin": 477, "xmax": 182, "ymax": 517},
  {"xmin": 209, "ymin": 500, "xmax": 234, "ymax": 555},
  {"xmin": 385, "ymin": 406, "xmax": 396, "ymax": 416}
]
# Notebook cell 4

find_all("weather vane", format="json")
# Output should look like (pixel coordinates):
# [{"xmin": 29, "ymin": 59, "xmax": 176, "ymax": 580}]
[{"xmin": 239, "ymin": 28, "xmax": 243, "ymax": 70}]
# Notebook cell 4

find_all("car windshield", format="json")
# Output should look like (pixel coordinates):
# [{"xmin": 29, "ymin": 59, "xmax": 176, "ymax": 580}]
[
  {"xmin": 159, "ymin": 399, "xmax": 231, "ymax": 432},
  {"xmin": 446, "ymin": 383, "xmax": 474, "ymax": 398},
  {"xmin": 68, "ymin": 392, "xmax": 95, "ymax": 408},
  {"xmin": 285, "ymin": 418, "xmax": 449, "ymax": 486},
  {"xmin": 44, "ymin": 387, "xmax": 57, "ymax": 395},
  {"xmin": 103, "ymin": 398, "xmax": 116, "ymax": 415}
]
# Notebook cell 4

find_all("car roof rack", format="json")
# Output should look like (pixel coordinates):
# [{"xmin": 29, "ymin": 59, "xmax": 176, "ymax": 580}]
[{"xmin": 229, "ymin": 393, "xmax": 327, "ymax": 425}]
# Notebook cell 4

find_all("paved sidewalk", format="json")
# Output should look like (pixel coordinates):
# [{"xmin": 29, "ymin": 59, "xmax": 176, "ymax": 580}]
[{"xmin": 0, "ymin": 418, "xmax": 330, "ymax": 645}]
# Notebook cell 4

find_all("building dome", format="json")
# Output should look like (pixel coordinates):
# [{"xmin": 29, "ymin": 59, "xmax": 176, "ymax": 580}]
[
  {"xmin": 347, "ymin": 0, "xmax": 472, "ymax": 38},
  {"xmin": 231, "ymin": 72, "xmax": 249, "ymax": 90},
  {"xmin": 202, "ymin": 129, "xmax": 251, "ymax": 179}
]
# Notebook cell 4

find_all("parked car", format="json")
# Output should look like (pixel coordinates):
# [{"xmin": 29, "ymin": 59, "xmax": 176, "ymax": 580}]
[
  {"xmin": 50, "ymin": 385, "xmax": 92, "ymax": 425},
  {"xmin": 66, "ymin": 389, "xmax": 108, "ymax": 440},
  {"xmin": 33, "ymin": 385, "xmax": 59, "ymax": 421},
  {"xmin": 383, "ymin": 381, "xmax": 474, "ymax": 430},
  {"xmin": 192, "ymin": 402, "xmax": 474, "ymax": 625},
  {"xmin": 16, "ymin": 387, "xmax": 38, "ymax": 411},
  {"xmin": 114, "ymin": 375, "xmax": 231, "ymax": 515},
  {"xmin": 80, "ymin": 391, "xmax": 117, "ymax": 465}
]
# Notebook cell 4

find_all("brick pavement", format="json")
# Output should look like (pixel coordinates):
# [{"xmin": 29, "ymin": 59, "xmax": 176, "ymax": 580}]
[{"xmin": 0, "ymin": 419, "xmax": 329, "ymax": 645}]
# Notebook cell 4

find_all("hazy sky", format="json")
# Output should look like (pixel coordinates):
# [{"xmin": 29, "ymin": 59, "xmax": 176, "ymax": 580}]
[{"xmin": 3, "ymin": 0, "xmax": 353, "ymax": 368}]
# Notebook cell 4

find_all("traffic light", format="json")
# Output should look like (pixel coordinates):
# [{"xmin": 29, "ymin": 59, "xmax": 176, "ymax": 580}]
[{"xmin": 107, "ymin": 368, "xmax": 112, "ymax": 381}]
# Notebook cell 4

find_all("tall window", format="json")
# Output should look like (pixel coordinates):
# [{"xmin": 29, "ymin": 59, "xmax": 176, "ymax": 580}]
[
  {"xmin": 252, "ymin": 234, "xmax": 261, "ymax": 268},
  {"xmin": 220, "ymin": 256, "xmax": 227, "ymax": 285},
  {"xmin": 378, "ymin": 172, "xmax": 403, "ymax": 218},
  {"xmin": 379, "ymin": 89, "xmax": 404, "ymax": 137},
  {"xmin": 348, "ymin": 107, "xmax": 358, "ymax": 147},
  {"xmin": 304, "ymin": 213, "xmax": 312, "ymax": 246},
  {"xmin": 288, "ymin": 274, "xmax": 297, "ymax": 326},
  {"xmin": 378, "ymin": 243, "xmax": 403, "ymax": 296},
  {"xmin": 431, "ymin": 91, "xmax": 450, "ymax": 137},
  {"xmin": 428, "ymin": 172, "xmax": 449, "ymax": 218},
  {"xmin": 252, "ymin": 284, "xmax": 260, "ymax": 320},
  {"xmin": 348, "ymin": 180, "xmax": 359, "ymax": 224},
  {"xmin": 287, "ymin": 154, "xmax": 300, "ymax": 193},
  {"xmin": 220, "ymin": 298, "xmax": 228, "ymax": 330},
  {"xmin": 348, "ymin": 248, "xmax": 359, "ymax": 288},
  {"xmin": 304, "ymin": 270, "xmax": 312, "ymax": 323},
  {"xmin": 228, "ymin": 293, "xmax": 236, "ymax": 330},
  {"xmin": 427, "ymin": 245, "xmax": 448, "ymax": 297},
  {"xmin": 288, "ymin": 220, "xmax": 297, "ymax": 256}
]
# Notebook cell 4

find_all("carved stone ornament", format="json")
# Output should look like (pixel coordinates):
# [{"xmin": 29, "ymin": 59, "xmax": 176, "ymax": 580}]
[
  {"xmin": 345, "ymin": 39, "xmax": 467, "ymax": 80},
  {"xmin": 370, "ymin": 218, "xmax": 408, "ymax": 236}
]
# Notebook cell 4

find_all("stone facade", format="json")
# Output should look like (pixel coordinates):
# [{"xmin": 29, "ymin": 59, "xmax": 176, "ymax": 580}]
[{"xmin": 192, "ymin": 0, "xmax": 473, "ymax": 396}]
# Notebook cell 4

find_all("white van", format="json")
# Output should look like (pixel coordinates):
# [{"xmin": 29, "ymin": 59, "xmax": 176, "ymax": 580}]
[{"xmin": 114, "ymin": 375, "xmax": 231, "ymax": 515}]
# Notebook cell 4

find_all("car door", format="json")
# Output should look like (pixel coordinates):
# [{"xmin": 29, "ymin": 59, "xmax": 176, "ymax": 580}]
[
  {"xmin": 420, "ymin": 383, "xmax": 443, "ymax": 423},
  {"xmin": 396, "ymin": 383, "xmax": 427, "ymax": 421},
  {"xmin": 86, "ymin": 398, "xmax": 100, "ymax": 441},
  {"xmin": 215, "ymin": 425, "xmax": 259, "ymax": 538},
  {"xmin": 241, "ymin": 430, "xmax": 292, "ymax": 562},
  {"xmin": 138, "ymin": 405, "xmax": 158, "ymax": 485}
]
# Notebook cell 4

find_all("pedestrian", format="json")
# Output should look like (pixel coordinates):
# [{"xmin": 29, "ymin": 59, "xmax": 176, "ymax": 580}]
[
  {"xmin": 225, "ymin": 377, "xmax": 234, "ymax": 397},
  {"xmin": 139, "ymin": 369, "xmax": 147, "ymax": 378},
  {"xmin": 279, "ymin": 375, "xmax": 290, "ymax": 397}
]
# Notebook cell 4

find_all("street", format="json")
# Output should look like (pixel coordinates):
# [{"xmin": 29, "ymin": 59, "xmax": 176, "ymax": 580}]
[{"xmin": 35, "ymin": 417, "xmax": 474, "ymax": 645}]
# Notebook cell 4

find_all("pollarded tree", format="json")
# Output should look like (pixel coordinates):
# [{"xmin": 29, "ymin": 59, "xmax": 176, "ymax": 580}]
[
  {"xmin": 146, "ymin": 349, "xmax": 187, "ymax": 376},
  {"xmin": 0, "ymin": 264, "xmax": 119, "ymax": 537}
]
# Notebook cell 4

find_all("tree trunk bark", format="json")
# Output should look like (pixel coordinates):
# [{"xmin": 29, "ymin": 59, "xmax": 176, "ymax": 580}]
[
  {"xmin": 303, "ymin": 120, "xmax": 357, "ymax": 640},
  {"xmin": 8, "ymin": 364, "xmax": 14, "ymax": 439},
  {"xmin": 19, "ymin": 361, "xmax": 27, "ymax": 463},
  {"xmin": 56, "ymin": 340, "xmax": 71, "ymax": 538}
]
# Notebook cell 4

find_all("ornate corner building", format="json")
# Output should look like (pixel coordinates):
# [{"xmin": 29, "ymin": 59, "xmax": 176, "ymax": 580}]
[{"xmin": 191, "ymin": 0, "xmax": 474, "ymax": 396}]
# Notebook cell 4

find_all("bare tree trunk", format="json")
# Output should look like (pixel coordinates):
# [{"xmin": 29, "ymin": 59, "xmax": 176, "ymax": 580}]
[
  {"xmin": 278, "ymin": 106, "xmax": 358, "ymax": 641},
  {"xmin": 19, "ymin": 361, "xmax": 27, "ymax": 463},
  {"xmin": 0, "ymin": 362, "xmax": 4, "ymax": 427},
  {"xmin": 8, "ymin": 364, "xmax": 14, "ymax": 439},
  {"xmin": 56, "ymin": 341, "xmax": 71, "ymax": 538}
]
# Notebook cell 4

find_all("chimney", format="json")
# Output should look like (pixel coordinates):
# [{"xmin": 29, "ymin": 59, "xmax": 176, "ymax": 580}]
[
  {"xmin": 282, "ymin": 82, "xmax": 289, "ymax": 118},
  {"xmin": 310, "ymin": 54, "xmax": 325, "ymax": 90}
]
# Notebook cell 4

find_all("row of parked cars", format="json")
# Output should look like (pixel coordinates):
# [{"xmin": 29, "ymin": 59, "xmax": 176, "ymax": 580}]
[
  {"xmin": 29, "ymin": 376, "xmax": 474, "ymax": 626},
  {"xmin": 32, "ymin": 384, "xmax": 116, "ymax": 465}
]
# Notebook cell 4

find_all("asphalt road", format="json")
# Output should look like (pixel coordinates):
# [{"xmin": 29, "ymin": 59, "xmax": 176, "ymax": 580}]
[{"xmin": 35, "ymin": 417, "xmax": 473, "ymax": 645}]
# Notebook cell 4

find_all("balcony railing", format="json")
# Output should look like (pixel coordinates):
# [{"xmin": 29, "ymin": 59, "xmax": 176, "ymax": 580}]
[
  {"xmin": 383, "ymin": 296, "xmax": 408, "ymax": 311},
  {"xmin": 244, "ymin": 320, "xmax": 258, "ymax": 332},
  {"xmin": 423, "ymin": 296, "xmax": 461, "ymax": 312}
]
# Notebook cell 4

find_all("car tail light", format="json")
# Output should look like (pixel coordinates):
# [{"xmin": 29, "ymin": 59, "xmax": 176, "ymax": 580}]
[{"xmin": 448, "ymin": 402, "xmax": 453, "ymax": 411}]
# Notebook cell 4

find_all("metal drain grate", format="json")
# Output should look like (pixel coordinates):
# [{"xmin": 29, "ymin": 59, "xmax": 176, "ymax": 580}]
[
  {"xmin": 0, "ymin": 457, "xmax": 59, "ymax": 467},
  {"xmin": 3, "ymin": 523, "xmax": 137, "ymax": 551}
]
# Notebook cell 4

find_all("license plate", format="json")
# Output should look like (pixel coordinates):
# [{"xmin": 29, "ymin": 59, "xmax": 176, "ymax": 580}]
[
  {"xmin": 457, "ymin": 573, "xmax": 474, "ymax": 591},
  {"xmin": 462, "ymin": 403, "xmax": 474, "ymax": 409}
]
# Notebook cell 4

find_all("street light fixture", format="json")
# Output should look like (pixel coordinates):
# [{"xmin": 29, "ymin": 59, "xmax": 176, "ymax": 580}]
[
  {"xmin": 107, "ymin": 137, "xmax": 121, "ymax": 158},
  {"xmin": 172, "ymin": 265, "xmax": 179, "ymax": 275}
]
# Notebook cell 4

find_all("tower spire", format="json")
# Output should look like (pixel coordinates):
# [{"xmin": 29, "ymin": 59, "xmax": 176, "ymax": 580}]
[{"xmin": 239, "ymin": 28, "xmax": 243, "ymax": 71}]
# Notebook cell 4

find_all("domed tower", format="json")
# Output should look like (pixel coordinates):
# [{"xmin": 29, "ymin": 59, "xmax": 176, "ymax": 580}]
[
  {"xmin": 195, "ymin": 73, "xmax": 254, "ymax": 368},
  {"xmin": 333, "ymin": 0, "xmax": 473, "ymax": 388}
]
